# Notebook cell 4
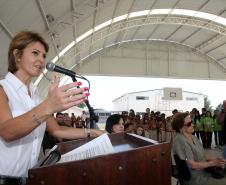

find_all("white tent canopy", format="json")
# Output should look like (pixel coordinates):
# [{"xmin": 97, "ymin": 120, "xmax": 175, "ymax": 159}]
[{"xmin": 1, "ymin": 0, "xmax": 226, "ymax": 97}]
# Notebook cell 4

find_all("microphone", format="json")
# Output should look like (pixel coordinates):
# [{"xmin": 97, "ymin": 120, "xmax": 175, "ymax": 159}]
[{"xmin": 46, "ymin": 62, "xmax": 75, "ymax": 77}]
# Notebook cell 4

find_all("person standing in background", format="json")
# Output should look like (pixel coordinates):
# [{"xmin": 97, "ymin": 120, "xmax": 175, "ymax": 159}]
[
  {"xmin": 202, "ymin": 111, "xmax": 214, "ymax": 148},
  {"xmin": 222, "ymin": 101, "xmax": 226, "ymax": 146},
  {"xmin": 218, "ymin": 100, "xmax": 226, "ymax": 158},
  {"xmin": 200, "ymin": 108, "xmax": 207, "ymax": 148},
  {"xmin": 213, "ymin": 110, "xmax": 223, "ymax": 147}
]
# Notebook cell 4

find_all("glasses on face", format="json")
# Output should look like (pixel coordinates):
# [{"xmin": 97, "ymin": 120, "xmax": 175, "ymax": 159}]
[{"xmin": 184, "ymin": 121, "xmax": 193, "ymax": 127}]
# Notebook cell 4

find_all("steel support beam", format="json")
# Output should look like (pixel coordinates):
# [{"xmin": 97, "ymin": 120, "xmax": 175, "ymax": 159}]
[
  {"xmin": 0, "ymin": 18, "xmax": 13, "ymax": 38},
  {"xmin": 36, "ymin": 0, "xmax": 60, "ymax": 57},
  {"xmin": 195, "ymin": 34, "xmax": 223, "ymax": 50}
]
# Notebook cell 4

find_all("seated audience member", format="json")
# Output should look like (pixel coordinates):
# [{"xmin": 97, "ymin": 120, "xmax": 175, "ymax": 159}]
[
  {"xmin": 105, "ymin": 114, "xmax": 124, "ymax": 134},
  {"xmin": 135, "ymin": 125, "xmax": 145, "ymax": 137},
  {"xmin": 172, "ymin": 112, "xmax": 226, "ymax": 185}
]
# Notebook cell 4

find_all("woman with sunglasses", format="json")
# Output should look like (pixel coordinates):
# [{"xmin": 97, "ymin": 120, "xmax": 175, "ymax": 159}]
[{"xmin": 172, "ymin": 112, "xmax": 226, "ymax": 185}]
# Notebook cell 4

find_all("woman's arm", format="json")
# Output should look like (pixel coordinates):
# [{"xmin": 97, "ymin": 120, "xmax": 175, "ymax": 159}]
[
  {"xmin": 0, "ymin": 87, "xmax": 50, "ymax": 142},
  {"xmin": 0, "ymin": 78, "xmax": 88, "ymax": 142},
  {"xmin": 187, "ymin": 159, "xmax": 217, "ymax": 169},
  {"xmin": 187, "ymin": 158, "xmax": 226, "ymax": 170},
  {"xmin": 46, "ymin": 116, "xmax": 104, "ymax": 140}
]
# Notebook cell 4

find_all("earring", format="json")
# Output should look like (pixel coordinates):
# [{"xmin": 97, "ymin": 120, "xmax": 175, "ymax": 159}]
[{"xmin": 17, "ymin": 59, "xmax": 20, "ymax": 62}]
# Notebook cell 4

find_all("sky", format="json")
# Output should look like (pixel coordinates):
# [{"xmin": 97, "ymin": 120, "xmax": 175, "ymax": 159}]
[{"xmin": 77, "ymin": 76, "xmax": 226, "ymax": 111}]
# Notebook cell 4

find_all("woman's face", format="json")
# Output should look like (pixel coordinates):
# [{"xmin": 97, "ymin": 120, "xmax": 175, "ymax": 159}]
[
  {"xmin": 136, "ymin": 127, "xmax": 144, "ymax": 136},
  {"xmin": 183, "ymin": 115, "xmax": 194, "ymax": 134},
  {"xmin": 16, "ymin": 41, "xmax": 46, "ymax": 77},
  {"xmin": 112, "ymin": 118, "xmax": 124, "ymax": 133}
]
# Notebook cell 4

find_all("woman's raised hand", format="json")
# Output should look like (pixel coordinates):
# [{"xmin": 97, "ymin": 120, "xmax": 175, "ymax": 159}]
[{"xmin": 45, "ymin": 75, "xmax": 89, "ymax": 114}]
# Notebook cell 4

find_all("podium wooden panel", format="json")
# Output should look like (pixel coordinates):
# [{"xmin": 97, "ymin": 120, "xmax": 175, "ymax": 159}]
[{"xmin": 28, "ymin": 133, "xmax": 171, "ymax": 185}]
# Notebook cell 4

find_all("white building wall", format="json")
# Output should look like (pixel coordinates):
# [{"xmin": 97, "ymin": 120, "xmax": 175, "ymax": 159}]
[
  {"xmin": 113, "ymin": 94, "xmax": 130, "ymax": 111},
  {"xmin": 127, "ymin": 90, "xmax": 161, "ymax": 113},
  {"xmin": 113, "ymin": 89, "xmax": 204, "ymax": 116}
]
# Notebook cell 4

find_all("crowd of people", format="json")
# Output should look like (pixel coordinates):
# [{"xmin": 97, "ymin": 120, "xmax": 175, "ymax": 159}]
[
  {"xmin": 103, "ymin": 105, "xmax": 226, "ymax": 185},
  {"xmin": 36, "ymin": 101, "xmax": 226, "ymax": 185},
  {"xmin": 44, "ymin": 104, "xmax": 226, "ymax": 148},
  {"xmin": 103, "ymin": 106, "xmax": 225, "ymax": 146},
  {"xmin": 39, "ymin": 103, "xmax": 226, "ymax": 185}
]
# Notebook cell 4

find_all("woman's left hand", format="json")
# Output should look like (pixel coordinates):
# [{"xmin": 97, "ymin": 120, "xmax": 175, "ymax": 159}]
[{"xmin": 45, "ymin": 75, "xmax": 89, "ymax": 114}]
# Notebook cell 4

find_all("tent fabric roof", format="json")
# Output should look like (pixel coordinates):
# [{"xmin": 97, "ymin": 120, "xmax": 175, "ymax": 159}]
[{"xmin": 1, "ymin": 0, "xmax": 226, "ymax": 94}]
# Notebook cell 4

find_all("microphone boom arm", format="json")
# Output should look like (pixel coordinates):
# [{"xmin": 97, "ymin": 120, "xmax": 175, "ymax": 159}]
[
  {"xmin": 45, "ymin": 62, "xmax": 96, "ymax": 132},
  {"xmin": 71, "ymin": 76, "xmax": 96, "ymax": 135}
]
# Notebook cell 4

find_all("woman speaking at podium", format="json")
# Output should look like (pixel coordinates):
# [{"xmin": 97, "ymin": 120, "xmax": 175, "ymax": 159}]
[{"xmin": 0, "ymin": 31, "xmax": 103, "ymax": 185}]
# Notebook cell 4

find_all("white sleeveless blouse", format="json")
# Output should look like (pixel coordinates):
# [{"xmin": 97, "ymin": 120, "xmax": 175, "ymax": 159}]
[{"xmin": 0, "ymin": 72, "xmax": 46, "ymax": 177}]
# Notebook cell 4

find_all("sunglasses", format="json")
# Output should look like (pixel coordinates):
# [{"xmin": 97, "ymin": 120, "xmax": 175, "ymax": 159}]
[{"xmin": 184, "ymin": 121, "xmax": 193, "ymax": 127}]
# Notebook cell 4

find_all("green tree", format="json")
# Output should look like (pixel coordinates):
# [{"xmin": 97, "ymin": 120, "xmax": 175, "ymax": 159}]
[
  {"xmin": 204, "ymin": 96, "xmax": 213, "ymax": 111},
  {"xmin": 77, "ymin": 103, "xmax": 86, "ymax": 109}
]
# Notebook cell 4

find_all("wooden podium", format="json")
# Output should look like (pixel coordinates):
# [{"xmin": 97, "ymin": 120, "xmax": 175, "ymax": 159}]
[{"xmin": 28, "ymin": 133, "xmax": 171, "ymax": 185}]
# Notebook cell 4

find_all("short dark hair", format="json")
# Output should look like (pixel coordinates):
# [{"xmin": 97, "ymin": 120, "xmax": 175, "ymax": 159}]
[
  {"xmin": 56, "ymin": 112, "xmax": 63, "ymax": 117},
  {"xmin": 8, "ymin": 31, "xmax": 49, "ymax": 73},
  {"xmin": 171, "ymin": 112, "xmax": 189, "ymax": 133},
  {"xmin": 105, "ymin": 114, "xmax": 123, "ymax": 133},
  {"xmin": 202, "ymin": 107, "xmax": 206, "ymax": 112},
  {"xmin": 172, "ymin": 109, "xmax": 178, "ymax": 114}
]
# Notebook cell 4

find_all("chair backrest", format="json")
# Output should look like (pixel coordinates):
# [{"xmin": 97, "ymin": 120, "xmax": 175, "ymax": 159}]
[{"xmin": 173, "ymin": 154, "xmax": 192, "ymax": 181}]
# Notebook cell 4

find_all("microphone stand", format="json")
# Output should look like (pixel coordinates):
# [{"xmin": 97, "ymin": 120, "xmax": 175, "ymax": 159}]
[{"xmin": 70, "ymin": 76, "xmax": 96, "ymax": 134}]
